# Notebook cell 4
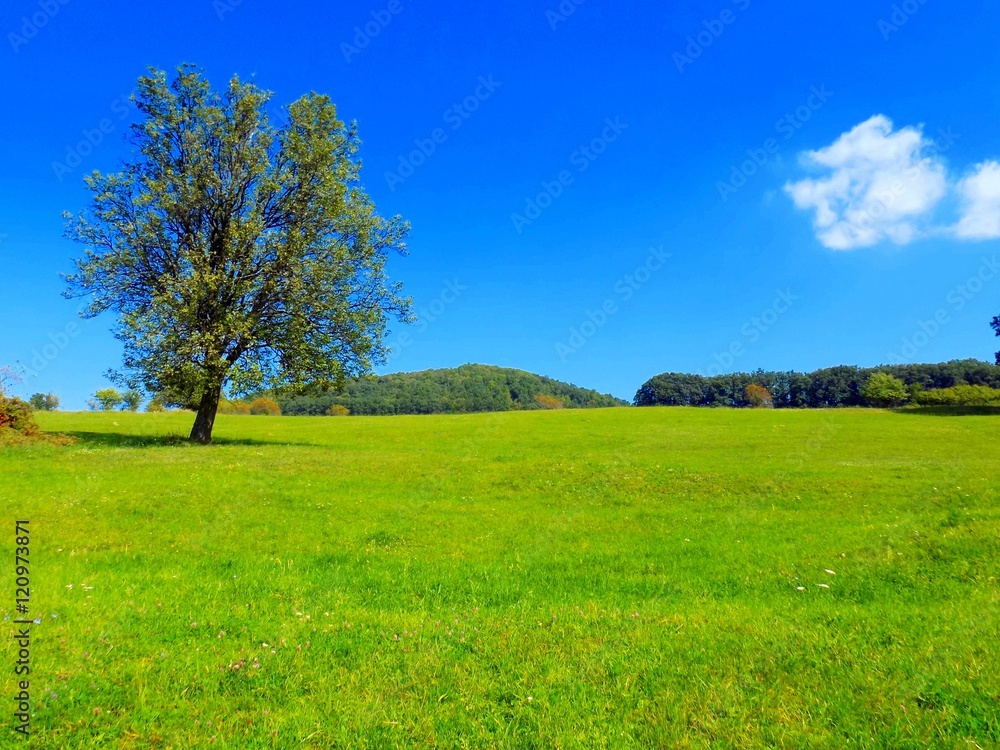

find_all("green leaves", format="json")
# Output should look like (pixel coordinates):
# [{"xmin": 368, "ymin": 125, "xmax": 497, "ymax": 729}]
[{"xmin": 64, "ymin": 66, "xmax": 412, "ymax": 440}]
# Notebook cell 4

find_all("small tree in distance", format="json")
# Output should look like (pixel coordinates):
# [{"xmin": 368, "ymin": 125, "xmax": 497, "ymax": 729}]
[
  {"xmin": 861, "ymin": 373, "xmax": 909, "ymax": 408},
  {"xmin": 745, "ymin": 384, "xmax": 773, "ymax": 408},
  {"xmin": 91, "ymin": 388, "xmax": 124, "ymax": 411},
  {"xmin": 29, "ymin": 393, "xmax": 60, "ymax": 411},
  {"xmin": 121, "ymin": 390, "xmax": 143, "ymax": 412},
  {"xmin": 326, "ymin": 404, "xmax": 350, "ymax": 416}
]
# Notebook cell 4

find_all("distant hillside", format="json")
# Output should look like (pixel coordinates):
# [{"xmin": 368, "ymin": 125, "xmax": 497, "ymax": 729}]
[
  {"xmin": 278, "ymin": 364, "xmax": 628, "ymax": 416},
  {"xmin": 634, "ymin": 359, "xmax": 1000, "ymax": 408}
]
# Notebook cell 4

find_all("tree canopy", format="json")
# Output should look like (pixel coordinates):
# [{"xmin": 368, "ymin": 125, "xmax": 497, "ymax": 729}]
[
  {"xmin": 276, "ymin": 364, "xmax": 627, "ymax": 416},
  {"xmin": 634, "ymin": 360, "xmax": 1000, "ymax": 408},
  {"xmin": 64, "ymin": 65, "xmax": 411, "ymax": 442}
]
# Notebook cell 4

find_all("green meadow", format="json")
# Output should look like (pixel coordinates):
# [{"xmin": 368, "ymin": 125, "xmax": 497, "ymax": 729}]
[{"xmin": 2, "ymin": 407, "xmax": 999, "ymax": 748}]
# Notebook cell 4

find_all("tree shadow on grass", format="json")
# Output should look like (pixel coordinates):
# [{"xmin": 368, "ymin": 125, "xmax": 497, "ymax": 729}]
[
  {"xmin": 58, "ymin": 431, "xmax": 317, "ymax": 448},
  {"xmin": 891, "ymin": 406, "xmax": 1000, "ymax": 417}
]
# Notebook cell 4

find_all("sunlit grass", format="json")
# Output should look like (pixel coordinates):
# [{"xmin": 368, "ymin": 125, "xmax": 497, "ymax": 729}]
[{"xmin": 2, "ymin": 407, "xmax": 998, "ymax": 748}]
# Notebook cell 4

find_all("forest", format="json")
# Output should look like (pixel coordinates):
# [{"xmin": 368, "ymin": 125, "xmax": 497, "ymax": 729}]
[
  {"xmin": 634, "ymin": 359, "xmax": 1000, "ymax": 408},
  {"xmin": 276, "ymin": 364, "xmax": 628, "ymax": 416}
]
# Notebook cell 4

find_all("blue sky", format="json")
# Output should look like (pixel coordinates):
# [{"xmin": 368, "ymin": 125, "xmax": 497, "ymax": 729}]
[{"xmin": 2, "ymin": 0, "xmax": 999, "ymax": 409}]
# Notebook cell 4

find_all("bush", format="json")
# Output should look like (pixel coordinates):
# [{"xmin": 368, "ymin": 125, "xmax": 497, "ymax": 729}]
[
  {"xmin": 218, "ymin": 398, "xmax": 252, "ymax": 415},
  {"xmin": 326, "ymin": 404, "xmax": 350, "ymax": 416},
  {"xmin": 534, "ymin": 394, "xmax": 565, "ymax": 410},
  {"xmin": 249, "ymin": 397, "xmax": 281, "ymax": 416},
  {"xmin": 914, "ymin": 384, "xmax": 1000, "ymax": 406},
  {"xmin": 745, "ymin": 384, "xmax": 773, "ymax": 408},
  {"xmin": 861, "ymin": 373, "xmax": 909, "ymax": 408},
  {"xmin": 0, "ymin": 395, "xmax": 40, "ymax": 436}
]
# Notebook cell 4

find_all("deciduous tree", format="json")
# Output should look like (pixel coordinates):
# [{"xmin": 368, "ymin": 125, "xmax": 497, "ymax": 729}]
[{"xmin": 64, "ymin": 65, "xmax": 411, "ymax": 443}]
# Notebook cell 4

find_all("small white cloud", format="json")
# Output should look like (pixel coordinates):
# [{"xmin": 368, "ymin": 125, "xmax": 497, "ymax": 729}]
[
  {"xmin": 954, "ymin": 161, "xmax": 1000, "ymax": 240},
  {"xmin": 785, "ymin": 115, "xmax": 948, "ymax": 250}
]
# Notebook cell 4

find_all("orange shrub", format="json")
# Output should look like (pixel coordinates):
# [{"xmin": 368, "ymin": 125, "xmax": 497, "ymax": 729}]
[
  {"xmin": 249, "ymin": 397, "xmax": 281, "ymax": 416},
  {"xmin": 534, "ymin": 394, "xmax": 565, "ymax": 410},
  {"xmin": 745, "ymin": 384, "xmax": 773, "ymax": 408}
]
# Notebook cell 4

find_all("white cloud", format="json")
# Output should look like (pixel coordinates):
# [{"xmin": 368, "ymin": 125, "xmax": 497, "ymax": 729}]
[
  {"xmin": 954, "ymin": 161, "xmax": 1000, "ymax": 240},
  {"xmin": 785, "ymin": 115, "xmax": 948, "ymax": 250}
]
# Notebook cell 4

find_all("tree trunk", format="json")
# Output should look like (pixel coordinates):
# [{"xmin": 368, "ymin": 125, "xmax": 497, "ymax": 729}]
[{"xmin": 189, "ymin": 384, "xmax": 222, "ymax": 444}]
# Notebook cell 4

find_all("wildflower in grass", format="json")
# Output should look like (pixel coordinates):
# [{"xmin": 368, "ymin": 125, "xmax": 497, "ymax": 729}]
[
  {"xmin": 816, "ymin": 583, "xmax": 830, "ymax": 589},
  {"xmin": 825, "ymin": 569, "xmax": 836, "ymax": 575}
]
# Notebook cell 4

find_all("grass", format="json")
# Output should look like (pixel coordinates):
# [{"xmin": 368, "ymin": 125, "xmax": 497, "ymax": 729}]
[{"xmin": 2, "ymin": 407, "xmax": 999, "ymax": 748}]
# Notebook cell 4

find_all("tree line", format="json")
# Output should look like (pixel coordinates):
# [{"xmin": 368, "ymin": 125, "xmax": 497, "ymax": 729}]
[
  {"xmin": 633, "ymin": 359, "xmax": 1000, "ymax": 408},
  {"xmin": 278, "ymin": 364, "xmax": 627, "ymax": 416}
]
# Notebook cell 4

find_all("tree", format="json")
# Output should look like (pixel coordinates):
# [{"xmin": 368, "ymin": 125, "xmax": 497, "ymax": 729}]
[
  {"xmin": 121, "ymin": 390, "xmax": 143, "ymax": 412},
  {"xmin": 326, "ymin": 404, "xmax": 350, "ymax": 416},
  {"xmin": 64, "ymin": 66, "xmax": 411, "ymax": 443},
  {"xmin": 92, "ymin": 388, "xmax": 123, "ymax": 411},
  {"xmin": 861, "ymin": 373, "xmax": 909, "ymax": 408},
  {"xmin": 29, "ymin": 393, "xmax": 60, "ymax": 411},
  {"xmin": 744, "ymin": 384, "xmax": 773, "ymax": 408},
  {"xmin": 992, "ymin": 314, "xmax": 1000, "ymax": 365}
]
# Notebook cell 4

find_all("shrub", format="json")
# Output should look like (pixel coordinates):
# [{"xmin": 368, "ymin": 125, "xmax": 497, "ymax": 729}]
[
  {"xmin": 745, "ymin": 384, "xmax": 773, "ymax": 408},
  {"xmin": 0, "ymin": 395, "xmax": 40, "ymax": 436},
  {"xmin": 146, "ymin": 399, "xmax": 166, "ymax": 413},
  {"xmin": 914, "ymin": 384, "xmax": 1000, "ymax": 406},
  {"xmin": 218, "ymin": 398, "xmax": 252, "ymax": 415},
  {"xmin": 861, "ymin": 373, "xmax": 909, "ymax": 408},
  {"xmin": 534, "ymin": 394, "xmax": 565, "ymax": 410},
  {"xmin": 249, "ymin": 397, "xmax": 281, "ymax": 416},
  {"xmin": 326, "ymin": 404, "xmax": 350, "ymax": 416},
  {"xmin": 29, "ymin": 393, "xmax": 60, "ymax": 411}
]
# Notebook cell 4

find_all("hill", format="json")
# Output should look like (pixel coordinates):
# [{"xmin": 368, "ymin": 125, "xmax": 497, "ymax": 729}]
[{"xmin": 277, "ymin": 363, "xmax": 628, "ymax": 416}]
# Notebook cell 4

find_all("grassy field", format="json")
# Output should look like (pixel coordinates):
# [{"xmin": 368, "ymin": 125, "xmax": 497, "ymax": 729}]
[{"xmin": 2, "ymin": 407, "xmax": 998, "ymax": 748}]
